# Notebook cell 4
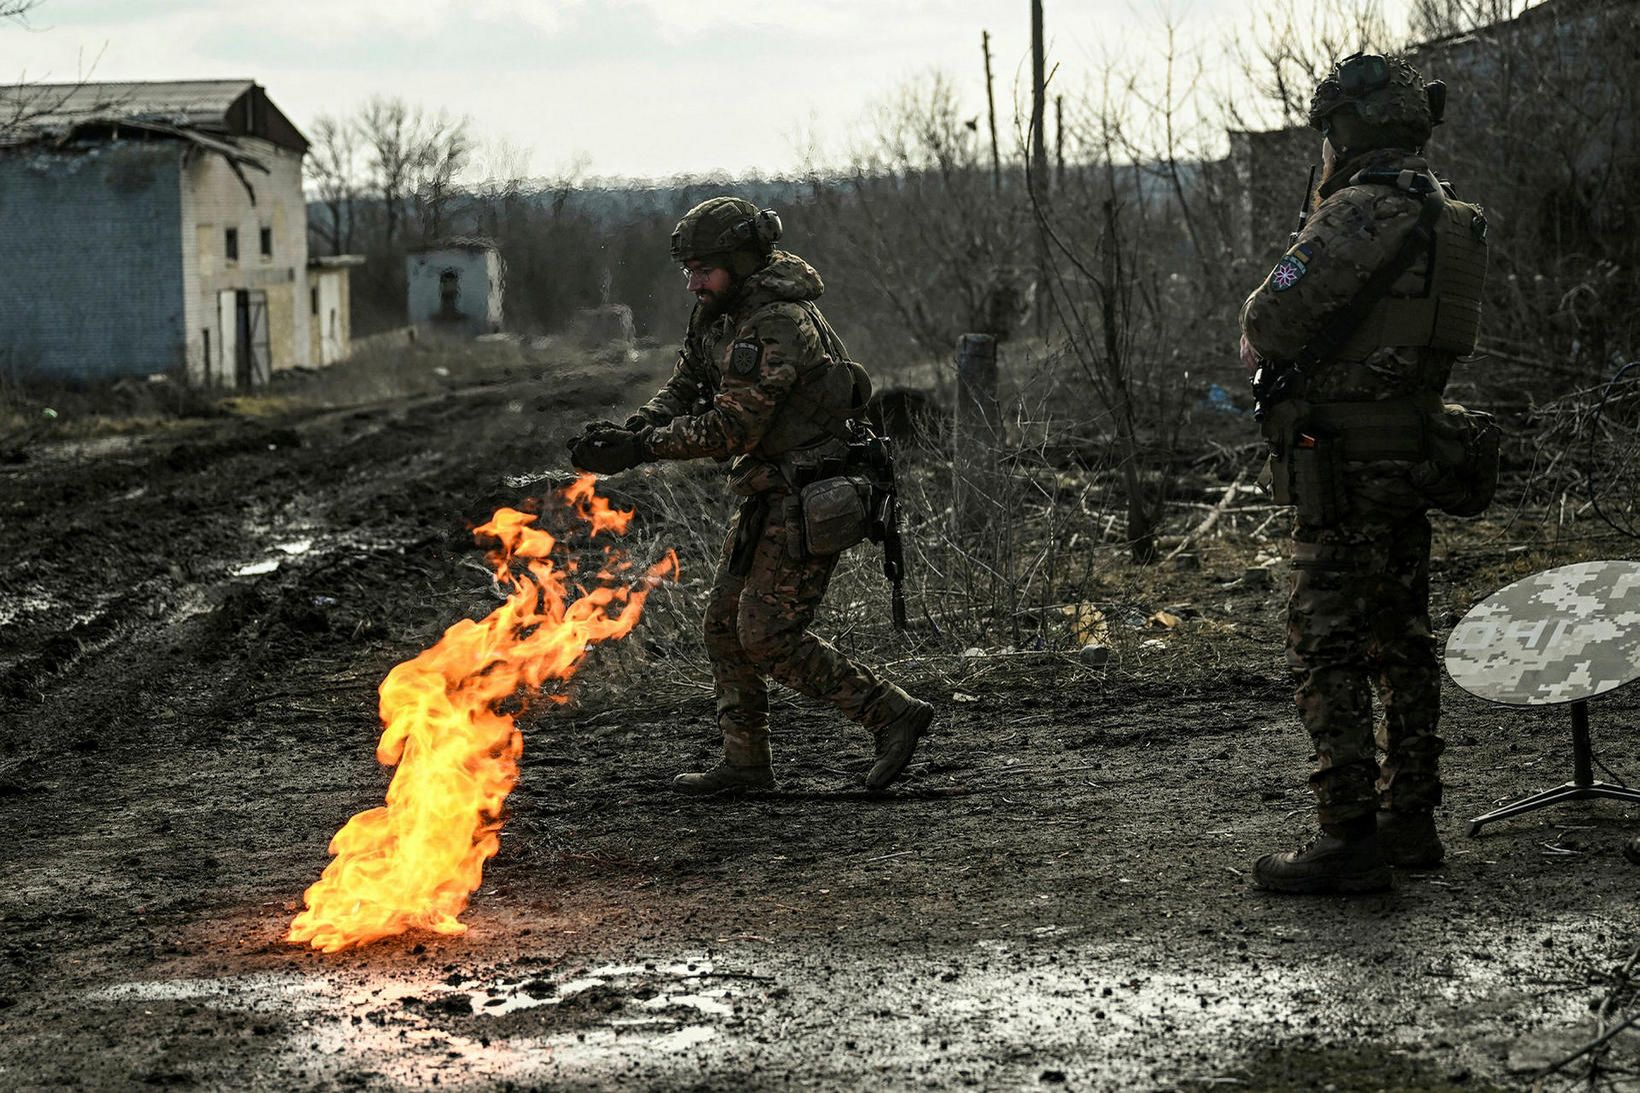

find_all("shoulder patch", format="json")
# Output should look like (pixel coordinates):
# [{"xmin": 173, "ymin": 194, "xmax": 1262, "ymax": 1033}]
[
  {"xmin": 729, "ymin": 338, "xmax": 762, "ymax": 377},
  {"xmin": 1269, "ymin": 248, "xmax": 1310, "ymax": 292}
]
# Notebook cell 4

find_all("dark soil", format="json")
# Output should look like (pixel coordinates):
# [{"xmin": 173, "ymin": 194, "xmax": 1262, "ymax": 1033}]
[{"xmin": 2, "ymin": 351, "xmax": 1638, "ymax": 1091}]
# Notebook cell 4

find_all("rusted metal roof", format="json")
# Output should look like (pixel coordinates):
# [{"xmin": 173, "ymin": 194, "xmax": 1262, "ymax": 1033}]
[{"xmin": 0, "ymin": 79, "xmax": 309, "ymax": 154}]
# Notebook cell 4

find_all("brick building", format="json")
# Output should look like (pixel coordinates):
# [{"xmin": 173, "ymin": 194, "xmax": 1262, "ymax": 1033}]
[{"xmin": 0, "ymin": 79, "xmax": 356, "ymax": 387}]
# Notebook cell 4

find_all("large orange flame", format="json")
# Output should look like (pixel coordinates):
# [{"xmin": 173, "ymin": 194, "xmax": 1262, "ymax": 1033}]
[{"xmin": 288, "ymin": 474, "xmax": 677, "ymax": 953}]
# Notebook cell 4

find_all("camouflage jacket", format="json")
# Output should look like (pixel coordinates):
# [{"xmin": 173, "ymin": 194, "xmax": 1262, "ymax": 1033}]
[
  {"xmin": 1240, "ymin": 149, "xmax": 1458, "ymax": 403},
  {"xmin": 634, "ymin": 251, "xmax": 856, "ymax": 472}
]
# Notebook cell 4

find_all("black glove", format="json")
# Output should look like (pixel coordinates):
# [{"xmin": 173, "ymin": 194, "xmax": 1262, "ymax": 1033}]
[
  {"xmin": 568, "ymin": 426, "xmax": 652, "ymax": 475},
  {"xmin": 623, "ymin": 413, "xmax": 652, "ymax": 431},
  {"xmin": 570, "ymin": 418, "xmax": 624, "ymax": 444}
]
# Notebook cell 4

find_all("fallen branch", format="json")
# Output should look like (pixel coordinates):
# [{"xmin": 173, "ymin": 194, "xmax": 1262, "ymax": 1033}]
[{"xmin": 1163, "ymin": 465, "xmax": 1254, "ymax": 564}]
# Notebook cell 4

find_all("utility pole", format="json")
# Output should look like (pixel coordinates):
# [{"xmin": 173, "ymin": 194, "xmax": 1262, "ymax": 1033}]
[
  {"xmin": 983, "ymin": 30, "xmax": 1001, "ymax": 195},
  {"xmin": 1055, "ymin": 93, "xmax": 1064, "ymax": 191},
  {"xmin": 1031, "ymin": 0, "xmax": 1047, "ymax": 202},
  {"xmin": 1030, "ymin": 0, "xmax": 1048, "ymax": 337}
]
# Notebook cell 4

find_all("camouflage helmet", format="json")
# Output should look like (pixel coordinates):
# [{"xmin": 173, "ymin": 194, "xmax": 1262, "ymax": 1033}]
[
  {"xmin": 669, "ymin": 197, "xmax": 783, "ymax": 270},
  {"xmin": 1307, "ymin": 52, "xmax": 1439, "ymax": 150}
]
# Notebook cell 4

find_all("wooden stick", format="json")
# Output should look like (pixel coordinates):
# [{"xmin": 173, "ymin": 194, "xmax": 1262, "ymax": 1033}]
[{"xmin": 1162, "ymin": 466, "xmax": 1253, "ymax": 564}]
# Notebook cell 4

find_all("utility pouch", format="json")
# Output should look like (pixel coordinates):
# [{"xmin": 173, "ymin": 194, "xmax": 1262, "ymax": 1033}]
[
  {"xmin": 1289, "ymin": 434, "xmax": 1346, "ymax": 527},
  {"xmin": 1409, "ymin": 403, "xmax": 1499, "ymax": 517},
  {"xmin": 799, "ymin": 476, "xmax": 872, "ymax": 556}
]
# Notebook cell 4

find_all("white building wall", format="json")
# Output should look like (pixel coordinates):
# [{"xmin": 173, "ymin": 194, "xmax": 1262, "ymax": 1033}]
[{"xmin": 178, "ymin": 137, "xmax": 309, "ymax": 385}]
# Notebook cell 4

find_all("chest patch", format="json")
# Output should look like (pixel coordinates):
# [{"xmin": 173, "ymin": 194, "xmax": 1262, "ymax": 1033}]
[
  {"xmin": 1269, "ymin": 250, "xmax": 1309, "ymax": 292},
  {"xmin": 729, "ymin": 338, "xmax": 762, "ymax": 377}
]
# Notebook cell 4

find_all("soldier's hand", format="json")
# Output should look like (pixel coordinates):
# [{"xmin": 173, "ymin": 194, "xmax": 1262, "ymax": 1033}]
[
  {"xmin": 569, "ymin": 427, "xmax": 652, "ymax": 475},
  {"xmin": 1239, "ymin": 333, "xmax": 1262, "ymax": 377},
  {"xmin": 572, "ymin": 418, "xmax": 626, "ymax": 442},
  {"xmin": 623, "ymin": 413, "xmax": 651, "ymax": 431}
]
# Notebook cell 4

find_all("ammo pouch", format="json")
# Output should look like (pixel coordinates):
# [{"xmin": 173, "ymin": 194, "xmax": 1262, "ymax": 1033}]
[
  {"xmin": 797, "ymin": 476, "xmax": 873, "ymax": 556},
  {"xmin": 1409, "ymin": 403, "xmax": 1499, "ymax": 517}
]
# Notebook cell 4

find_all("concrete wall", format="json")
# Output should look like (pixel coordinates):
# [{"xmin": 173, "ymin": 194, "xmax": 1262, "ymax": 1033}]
[
  {"xmin": 0, "ymin": 143, "xmax": 186, "ymax": 381},
  {"xmin": 179, "ymin": 137, "xmax": 310, "ymax": 385},
  {"xmin": 406, "ymin": 248, "xmax": 503, "ymax": 338}
]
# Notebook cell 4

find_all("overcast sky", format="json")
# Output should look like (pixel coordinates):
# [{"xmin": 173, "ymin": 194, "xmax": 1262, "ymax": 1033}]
[{"xmin": 0, "ymin": 0, "xmax": 1421, "ymax": 181}]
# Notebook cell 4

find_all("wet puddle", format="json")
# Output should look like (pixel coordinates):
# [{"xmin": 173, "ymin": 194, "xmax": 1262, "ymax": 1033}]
[
  {"xmin": 76, "ymin": 913, "xmax": 1614, "ymax": 1088},
  {"xmin": 458, "ymin": 959, "xmax": 737, "ymax": 1019},
  {"xmin": 84, "ymin": 954, "xmax": 739, "ymax": 1084}
]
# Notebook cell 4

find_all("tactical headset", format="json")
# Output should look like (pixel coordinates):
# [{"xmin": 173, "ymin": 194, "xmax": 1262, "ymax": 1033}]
[{"xmin": 727, "ymin": 208, "xmax": 784, "ymax": 253}]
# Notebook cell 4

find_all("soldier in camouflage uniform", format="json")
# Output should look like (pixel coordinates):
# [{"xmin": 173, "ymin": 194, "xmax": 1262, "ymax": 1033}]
[
  {"xmin": 568, "ymin": 197, "xmax": 933, "ymax": 795},
  {"xmin": 1239, "ymin": 54, "xmax": 1489, "ymax": 893}
]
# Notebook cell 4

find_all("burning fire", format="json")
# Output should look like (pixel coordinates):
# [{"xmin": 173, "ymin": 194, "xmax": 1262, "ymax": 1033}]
[{"xmin": 288, "ymin": 474, "xmax": 677, "ymax": 954}]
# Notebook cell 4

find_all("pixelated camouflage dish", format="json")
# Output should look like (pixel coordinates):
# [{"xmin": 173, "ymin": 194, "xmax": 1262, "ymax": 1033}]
[{"xmin": 1444, "ymin": 561, "xmax": 1640, "ymax": 705}]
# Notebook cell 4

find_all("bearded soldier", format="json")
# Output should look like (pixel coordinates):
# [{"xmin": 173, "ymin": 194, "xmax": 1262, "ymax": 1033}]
[
  {"xmin": 568, "ymin": 197, "xmax": 933, "ymax": 794},
  {"xmin": 1239, "ymin": 54, "xmax": 1493, "ymax": 893}
]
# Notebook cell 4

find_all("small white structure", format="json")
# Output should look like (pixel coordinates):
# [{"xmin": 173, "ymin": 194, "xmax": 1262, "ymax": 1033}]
[
  {"xmin": 406, "ymin": 238, "xmax": 503, "ymax": 339},
  {"xmin": 307, "ymin": 254, "xmax": 364, "ymax": 366}
]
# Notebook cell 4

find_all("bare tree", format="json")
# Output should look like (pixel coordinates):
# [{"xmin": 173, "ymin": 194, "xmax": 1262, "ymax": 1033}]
[
  {"xmin": 808, "ymin": 73, "xmax": 1032, "ymax": 360},
  {"xmin": 1408, "ymin": 0, "xmax": 1523, "ymax": 41},
  {"xmin": 1, "ymin": 1, "xmax": 43, "ymax": 23},
  {"xmin": 409, "ymin": 112, "xmax": 471, "ymax": 243},
  {"xmin": 1227, "ymin": 0, "xmax": 1395, "ymax": 129},
  {"xmin": 307, "ymin": 114, "xmax": 359, "ymax": 256},
  {"xmin": 358, "ymin": 97, "xmax": 420, "ymax": 249}
]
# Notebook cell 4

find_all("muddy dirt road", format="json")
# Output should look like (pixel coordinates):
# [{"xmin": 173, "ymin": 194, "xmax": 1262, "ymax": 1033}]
[{"xmin": 3, "ymin": 353, "xmax": 1638, "ymax": 1091}]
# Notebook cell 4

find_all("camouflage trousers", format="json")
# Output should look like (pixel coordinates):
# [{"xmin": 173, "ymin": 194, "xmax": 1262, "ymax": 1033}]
[
  {"xmin": 1287, "ymin": 510, "xmax": 1445, "ymax": 824},
  {"xmin": 702, "ymin": 492, "xmax": 916, "ymax": 765}
]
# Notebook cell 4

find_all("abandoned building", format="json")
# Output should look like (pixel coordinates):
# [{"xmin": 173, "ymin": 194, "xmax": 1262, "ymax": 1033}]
[
  {"xmin": 0, "ymin": 79, "xmax": 361, "ymax": 386},
  {"xmin": 407, "ymin": 238, "xmax": 504, "ymax": 339}
]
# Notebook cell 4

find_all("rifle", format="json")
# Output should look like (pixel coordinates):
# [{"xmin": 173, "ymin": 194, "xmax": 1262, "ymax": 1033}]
[
  {"xmin": 878, "ymin": 440, "xmax": 908, "ymax": 630},
  {"xmin": 1289, "ymin": 163, "xmax": 1318, "ymax": 246},
  {"xmin": 853, "ymin": 428, "xmax": 908, "ymax": 630}
]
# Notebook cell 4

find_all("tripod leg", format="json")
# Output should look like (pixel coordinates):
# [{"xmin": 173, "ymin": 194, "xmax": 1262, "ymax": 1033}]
[{"xmin": 1467, "ymin": 783, "xmax": 1584, "ymax": 837}]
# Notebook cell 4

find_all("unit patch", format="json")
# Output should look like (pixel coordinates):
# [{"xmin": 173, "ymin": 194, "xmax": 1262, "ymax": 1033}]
[
  {"xmin": 1269, "ymin": 245, "xmax": 1313, "ymax": 293},
  {"xmin": 729, "ymin": 339, "xmax": 762, "ymax": 377}
]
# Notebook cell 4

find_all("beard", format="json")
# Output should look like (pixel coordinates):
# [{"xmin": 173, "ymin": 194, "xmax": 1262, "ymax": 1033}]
[{"xmin": 693, "ymin": 288, "xmax": 731, "ymax": 321}]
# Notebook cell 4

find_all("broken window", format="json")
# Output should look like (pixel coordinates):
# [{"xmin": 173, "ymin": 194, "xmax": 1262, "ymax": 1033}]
[
  {"xmin": 225, "ymin": 227, "xmax": 239, "ymax": 262},
  {"xmin": 260, "ymin": 227, "xmax": 273, "ymax": 259}
]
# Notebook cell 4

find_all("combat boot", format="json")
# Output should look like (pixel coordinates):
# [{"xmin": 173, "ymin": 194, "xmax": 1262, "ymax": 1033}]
[
  {"xmin": 866, "ymin": 697, "xmax": 933, "ymax": 792},
  {"xmin": 671, "ymin": 762, "xmax": 775, "ymax": 796},
  {"xmin": 672, "ymin": 731, "xmax": 774, "ymax": 796},
  {"xmin": 1376, "ymin": 809, "xmax": 1444, "ymax": 869},
  {"xmin": 1252, "ymin": 816, "xmax": 1392, "ymax": 894}
]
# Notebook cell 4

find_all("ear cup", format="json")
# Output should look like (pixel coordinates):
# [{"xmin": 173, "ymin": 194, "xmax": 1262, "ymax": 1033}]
[{"xmin": 754, "ymin": 209, "xmax": 783, "ymax": 247}]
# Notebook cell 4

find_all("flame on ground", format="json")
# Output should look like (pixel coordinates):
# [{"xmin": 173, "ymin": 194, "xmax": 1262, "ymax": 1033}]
[{"xmin": 287, "ymin": 474, "xmax": 677, "ymax": 954}]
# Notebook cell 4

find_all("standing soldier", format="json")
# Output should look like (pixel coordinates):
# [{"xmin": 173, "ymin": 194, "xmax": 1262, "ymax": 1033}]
[
  {"xmin": 1239, "ymin": 54, "xmax": 1493, "ymax": 893},
  {"xmin": 568, "ymin": 197, "xmax": 933, "ymax": 794}
]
